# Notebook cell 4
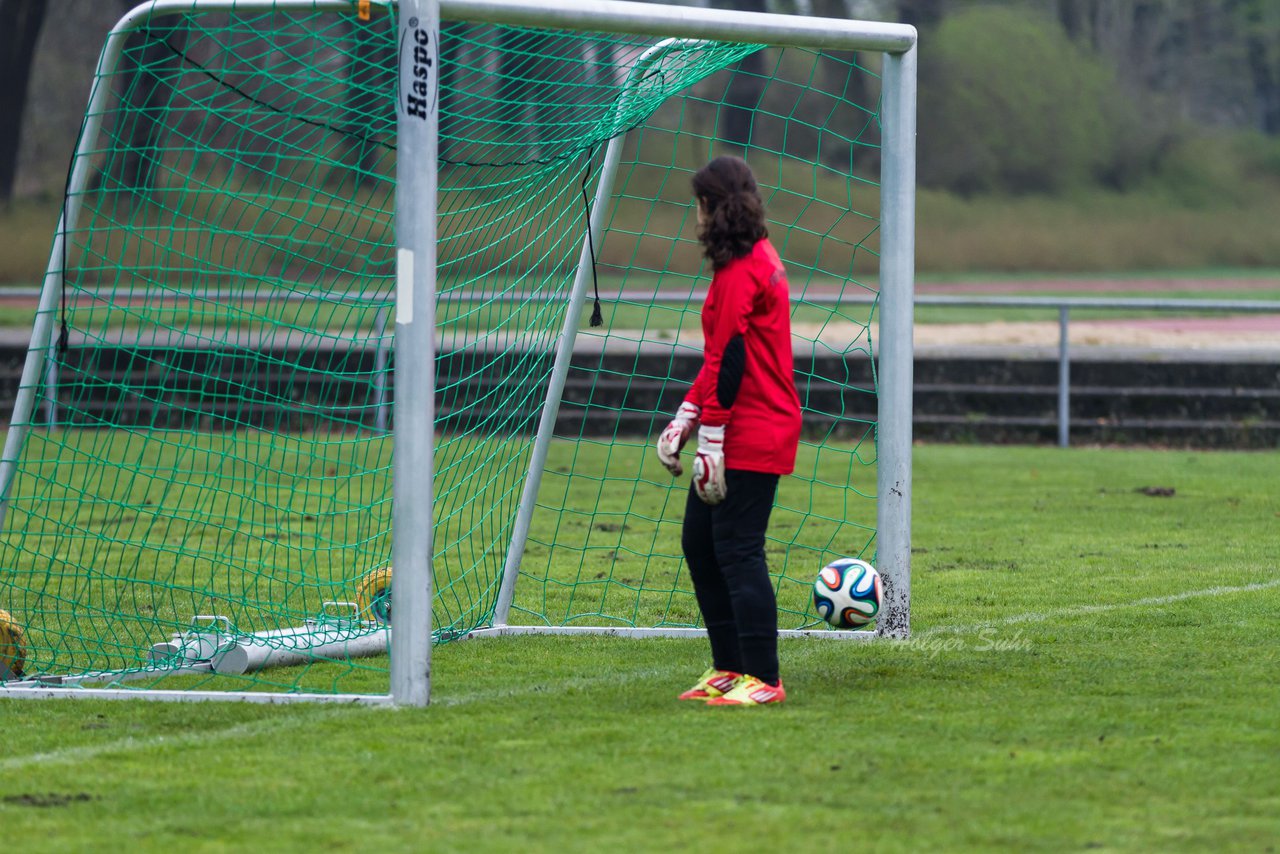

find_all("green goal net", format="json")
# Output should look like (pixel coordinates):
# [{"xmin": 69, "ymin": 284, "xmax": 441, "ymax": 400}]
[{"xmin": 0, "ymin": 3, "xmax": 888, "ymax": 698}]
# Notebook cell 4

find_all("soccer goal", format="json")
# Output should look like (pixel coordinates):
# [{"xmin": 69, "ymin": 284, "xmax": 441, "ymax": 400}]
[{"xmin": 0, "ymin": 0, "xmax": 916, "ymax": 704}]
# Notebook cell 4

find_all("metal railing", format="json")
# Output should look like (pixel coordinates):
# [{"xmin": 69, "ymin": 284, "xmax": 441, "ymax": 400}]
[
  {"xmin": 911, "ymin": 295, "xmax": 1280, "ymax": 447},
  {"xmin": 4, "ymin": 286, "xmax": 1277, "ymax": 448},
  {"xmin": 619, "ymin": 289, "xmax": 1280, "ymax": 447}
]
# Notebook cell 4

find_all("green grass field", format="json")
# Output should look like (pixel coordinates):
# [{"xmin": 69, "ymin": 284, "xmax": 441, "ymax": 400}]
[{"xmin": 2, "ymin": 444, "xmax": 1277, "ymax": 851}]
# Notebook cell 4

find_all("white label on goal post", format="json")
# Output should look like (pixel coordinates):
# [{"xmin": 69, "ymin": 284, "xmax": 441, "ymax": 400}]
[{"xmin": 397, "ymin": 248, "xmax": 414, "ymax": 324}]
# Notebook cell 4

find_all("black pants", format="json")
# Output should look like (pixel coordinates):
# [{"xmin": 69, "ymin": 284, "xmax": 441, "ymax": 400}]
[{"xmin": 681, "ymin": 469, "xmax": 780, "ymax": 685}]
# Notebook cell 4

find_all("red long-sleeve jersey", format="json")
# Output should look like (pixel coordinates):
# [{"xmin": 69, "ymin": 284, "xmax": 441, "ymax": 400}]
[{"xmin": 683, "ymin": 238, "xmax": 802, "ymax": 475}]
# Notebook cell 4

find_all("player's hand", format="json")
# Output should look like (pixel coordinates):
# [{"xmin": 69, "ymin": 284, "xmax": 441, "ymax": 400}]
[
  {"xmin": 655, "ymin": 402, "xmax": 701, "ymax": 475},
  {"xmin": 692, "ymin": 425, "xmax": 727, "ymax": 505}
]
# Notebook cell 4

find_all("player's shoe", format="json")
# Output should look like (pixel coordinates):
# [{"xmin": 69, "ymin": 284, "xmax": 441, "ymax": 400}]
[
  {"xmin": 677, "ymin": 667, "xmax": 741, "ymax": 701},
  {"xmin": 705, "ymin": 674, "xmax": 786, "ymax": 706}
]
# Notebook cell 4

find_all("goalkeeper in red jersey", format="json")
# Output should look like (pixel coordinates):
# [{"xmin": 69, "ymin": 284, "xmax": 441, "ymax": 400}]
[{"xmin": 655, "ymin": 155, "xmax": 802, "ymax": 707}]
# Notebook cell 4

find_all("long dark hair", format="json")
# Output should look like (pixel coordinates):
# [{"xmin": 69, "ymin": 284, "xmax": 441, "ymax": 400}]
[{"xmin": 692, "ymin": 155, "xmax": 768, "ymax": 270}]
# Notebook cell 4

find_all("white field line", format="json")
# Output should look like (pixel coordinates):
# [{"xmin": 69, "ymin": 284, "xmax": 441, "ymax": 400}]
[
  {"xmin": 4, "ymin": 579, "xmax": 1277, "ymax": 771},
  {"xmin": 916, "ymin": 577, "xmax": 1280, "ymax": 639},
  {"xmin": 0, "ymin": 664, "xmax": 677, "ymax": 773},
  {"xmin": 0, "ymin": 707, "xmax": 358, "ymax": 774}
]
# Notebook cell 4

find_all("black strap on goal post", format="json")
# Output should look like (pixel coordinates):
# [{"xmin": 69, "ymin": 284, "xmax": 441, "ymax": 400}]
[{"xmin": 579, "ymin": 145, "xmax": 605, "ymax": 327}]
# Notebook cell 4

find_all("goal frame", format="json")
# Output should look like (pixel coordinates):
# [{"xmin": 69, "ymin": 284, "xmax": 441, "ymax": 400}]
[{"xmin": 0, "ymin": 0, "xmax": 917, "ymax": 706}]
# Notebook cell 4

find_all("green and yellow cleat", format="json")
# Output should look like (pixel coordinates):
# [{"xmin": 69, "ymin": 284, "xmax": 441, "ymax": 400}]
[
  {"xmin": 706, "ymin": 674, "xmax": 786, "ymax": 706},
  {"xmin": 677, "ymin": 667, "xmax": 741, "ymax": 701}
]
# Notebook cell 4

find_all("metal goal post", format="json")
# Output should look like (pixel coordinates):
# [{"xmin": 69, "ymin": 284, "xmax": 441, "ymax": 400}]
[{"xmin": 0, "ymin": 0, "xmax": 916, "ymax": 706}]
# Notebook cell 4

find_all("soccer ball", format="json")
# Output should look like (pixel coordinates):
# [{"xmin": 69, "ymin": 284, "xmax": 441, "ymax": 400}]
[
  {"xmin": 0, "ymin": 608, "xmax": 26, "ymax": 679},
  {"xmin": 813, "ymin": 558, "xmax": 882, "ymax": 628},
  {"xmin": 356, "ymin": 566, "xmax": 393, "ymax": 625}
]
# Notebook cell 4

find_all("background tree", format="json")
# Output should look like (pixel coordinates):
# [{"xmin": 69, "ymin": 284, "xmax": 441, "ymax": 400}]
[
  {"xmin": 5, "ymin": 0, "xmax": 1279, "ymax": 204},
  {"xmin": 340, "ymin": 12, "xmax": 396, "ymax": 188},
  {"xmin": 916, "ymin": 5, "xmax": 1149, "ymax": 195},
  {"xmin": 892, "ymin": 0, "xmax": 944, "ymax": 29},
  {"xmin": 103, "ymin": 0, "xmax": 190, "ymax": 195},
  {"xmin": 1236, "ymin": 0, "xmax": 1280, "ymax": 133},
  {"xmin": 718, "ymin": 0, "xmax": 768, "ymax": 150},
  {"xmin": 0, "ymin": 0, "xmax": 49, "ymax": 206}
]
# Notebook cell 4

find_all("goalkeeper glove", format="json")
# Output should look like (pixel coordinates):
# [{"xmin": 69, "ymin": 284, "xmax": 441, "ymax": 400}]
[
  {"xmin": 655, "ymin": 402, "xmax": 701, "ymax": 475},
  {"xmin": 692, "ymin": 425, "xmax": 727, "ymax": 505}
]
